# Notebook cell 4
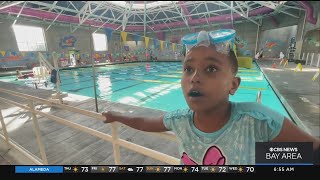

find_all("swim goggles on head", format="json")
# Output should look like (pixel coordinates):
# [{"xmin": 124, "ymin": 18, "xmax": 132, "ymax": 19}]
[{"xmin": 181, "ymin": 29, "xmax": 236, "ymax": 56}]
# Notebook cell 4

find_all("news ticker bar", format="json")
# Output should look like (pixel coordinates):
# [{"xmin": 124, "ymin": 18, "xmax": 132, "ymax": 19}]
[
  {"xmin": 11, "ymin": 165, "xmax": 320, "ymax": 174},
  {"xmin": 15, "ymin": 166, "xmax": 254, "ymax": 173}
]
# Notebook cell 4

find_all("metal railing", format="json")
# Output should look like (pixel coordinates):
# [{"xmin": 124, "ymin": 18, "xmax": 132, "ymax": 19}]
[
  {"xmin": 0, "ymin": 87, "xmax": 179, "ymax": 165},
  {"xmin": 295, "ymin": 52, "xmax": 320, "ymax": 67}
]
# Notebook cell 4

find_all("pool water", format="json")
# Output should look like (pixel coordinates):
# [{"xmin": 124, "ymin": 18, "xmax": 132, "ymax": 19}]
[{"xmin": 0, "ymin": 62, "xmax": 290, "ymax": 118}]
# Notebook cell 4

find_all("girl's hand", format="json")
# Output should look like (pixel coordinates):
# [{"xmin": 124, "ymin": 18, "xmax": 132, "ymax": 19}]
[{"xmin": 102, "ymin": 111, "xmax": 118, "ymax": 123}]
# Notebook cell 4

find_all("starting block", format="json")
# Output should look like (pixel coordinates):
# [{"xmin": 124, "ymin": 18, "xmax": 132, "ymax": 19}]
[
  {"xmin": 280, "ymin": 59, "xmax": 289, "ymax": 67},
  {"xmin": 312, "ymin": 69, "xmax": 320, "ymax": 81},
  {"xmin": 294, "ymin": 63, "xmax": 303, "ymax": 72}
]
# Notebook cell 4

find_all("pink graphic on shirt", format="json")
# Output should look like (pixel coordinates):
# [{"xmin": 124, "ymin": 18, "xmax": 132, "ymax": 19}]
[{"xmin": 181, "ymin": 146, "xmax": 226, "ymax": 165}]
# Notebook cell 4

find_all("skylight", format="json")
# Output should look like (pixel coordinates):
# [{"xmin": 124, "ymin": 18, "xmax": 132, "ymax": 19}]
[{"xmin": 106, "ymin": 1, "xmax": 177, "ymax": 9}]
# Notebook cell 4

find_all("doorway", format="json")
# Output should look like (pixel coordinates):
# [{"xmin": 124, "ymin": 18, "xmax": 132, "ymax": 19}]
[{"xmin": 69, "ymin": 50, "xmax": 80, "ymax": 66}]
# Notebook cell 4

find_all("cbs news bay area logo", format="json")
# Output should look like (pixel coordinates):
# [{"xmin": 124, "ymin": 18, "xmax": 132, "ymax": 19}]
[
  {"xmin": 255, "ymin": 142, "xmax": 313, "ymax": 164},
  {"xmin": 267, "ymin": 147, "xmax": 302, "ymax": 160}
]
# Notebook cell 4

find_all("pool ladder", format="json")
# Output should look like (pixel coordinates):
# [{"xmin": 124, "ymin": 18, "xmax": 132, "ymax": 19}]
[{"xmin": 256, "ymin": 91, "xmax": 262, "ymax": 103}]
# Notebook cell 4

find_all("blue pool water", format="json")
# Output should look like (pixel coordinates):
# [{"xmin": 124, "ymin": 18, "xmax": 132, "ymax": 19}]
[{"xmin": 0, "ymin": 62, "xmax": 290, "ymax": 118}]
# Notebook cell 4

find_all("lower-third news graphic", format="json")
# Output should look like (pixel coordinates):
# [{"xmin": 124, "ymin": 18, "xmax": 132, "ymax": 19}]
[{"xmin": 255, "ymin": 142, "xmax": 313, "ymax": 165}]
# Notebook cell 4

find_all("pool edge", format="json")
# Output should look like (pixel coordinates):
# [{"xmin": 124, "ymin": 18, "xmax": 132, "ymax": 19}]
[{"xmin": 255, "ymin": 61, "xmax": 311, "ymax": 134}]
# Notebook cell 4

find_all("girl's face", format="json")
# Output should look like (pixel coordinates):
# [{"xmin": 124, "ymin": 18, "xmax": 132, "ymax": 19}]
[{"xmin": 181, "ymin": 46, "xmax": 240, "ymax": 112}]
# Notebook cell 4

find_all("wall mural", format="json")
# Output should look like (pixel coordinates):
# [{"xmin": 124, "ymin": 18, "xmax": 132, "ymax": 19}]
[
  {"xmin": 59, "ymin": 35, "xmax": 77, "ymax": 48},
  {"xmin": 264, "ymin": 41, "xmax": 278, "ymax": 49},
  {"xmin": 259, "ymin": 25, "xmax": 297, "ymax": 58},
  {"xmin": 0, "ymin": 50, "xmax": 39, "ymax": 68},
  {"xmin": 235, "ymin": 35, "xmax": 252, "ymax": 56},
  {"xmin": 258, "ymin": 39, "xmax": 286, "ymax": 58}
]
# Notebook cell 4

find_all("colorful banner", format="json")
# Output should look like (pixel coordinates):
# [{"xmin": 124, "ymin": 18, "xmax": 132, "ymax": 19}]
[
  {"xmin": 120, "ymin": 31, "xmax": 127, "ymax": 44},
  {"xmin": 134, "ymin": 33, "xmax": 139, "ymax": 46},
  {"xmin": 160, "ymin": 41, "xmax": 164, "ymax": 51},
  {"xmin": 11, "ymin": 51, "xmax": 17, "ymax": 56},
  {"xmin": 144, "ymin": 37, "xmax": 150, "ymax": 48},
  {"xmin": 104, "ymin": 28, "xmax": 113, "ymax": 44},
  {"xmin": 153, "ymin": 38, "xmax": 157, "ymax": 48},
  {"xmin": 5, "ymin": 51, "xmax": 11, "ymax": 57},
  {"xmin": 1, "ymin": 51, "xmax": 5, "ymax": 57},
  {"xmin": 166, "ymin": 42, "xmax": 170, "ymax": 49},
  {"xmin": 172, "ymin": 43, "xmax": 176, "ymax": 51}
]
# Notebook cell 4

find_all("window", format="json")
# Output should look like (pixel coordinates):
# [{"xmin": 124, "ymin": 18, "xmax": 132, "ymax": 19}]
[
  {"xmin": 12, "ymin": 25, "xmax": 47, "ymax": 51},
  {"xmin": 92, "ymin": 33, "xmax": 107, "ymax": 51}
]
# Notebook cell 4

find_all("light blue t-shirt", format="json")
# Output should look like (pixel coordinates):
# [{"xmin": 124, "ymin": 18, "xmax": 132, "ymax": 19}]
[{"xmin": 163, "ymin": 101, "xmax": 285, "ymax": 165}]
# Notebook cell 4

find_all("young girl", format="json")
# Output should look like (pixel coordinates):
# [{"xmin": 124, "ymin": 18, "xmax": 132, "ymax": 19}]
[{"xmin": 102, "ymin": 30, "xmax": 319, "ymax": 165}]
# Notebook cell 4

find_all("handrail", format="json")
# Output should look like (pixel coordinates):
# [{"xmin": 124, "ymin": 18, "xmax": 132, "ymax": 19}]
[
  {"xmin": 38, "ymin": 52, "xmax": 54, "ymax": 71},
  {"xmin": 0, "ymin": 88, "xmax": 177, "ymax": 141},
  {"xmin": 0, "ymin": 87, "xmax": 179, "ymax": 165},
  {"xmin": 256, "ymin": 91, "xmax": 262, "ymax": 103},
  {"xmin": 298, "ymin": 52, "xmax": 320, "ymax": 67}
]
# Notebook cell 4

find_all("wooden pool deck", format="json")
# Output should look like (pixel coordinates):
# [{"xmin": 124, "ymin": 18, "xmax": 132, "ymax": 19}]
[{"xmin": 0, "ymin": 81, "xmax": 179, "ymax": 165}]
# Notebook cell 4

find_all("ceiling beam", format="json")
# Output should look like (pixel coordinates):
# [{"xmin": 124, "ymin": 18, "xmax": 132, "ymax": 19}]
[
  {"xmin": 173, "ymin": 1, "xmax": 190, "ymax": 31},
  {"xmin": 12, "ymin": 1, "xmax": 28, "ymax": 26},
  {"xmin": 94, "ymin": 13, "xmax": 123, "ymax": 33},
  {"xmin": 234, "ymin": 1, "xmax": 247, "ymax": 18},
  {"xmin": 49, "ymin": 1, "xmax": 58, "ymax": 12},
  {"xmin": 46, "ymin": 3, "xmax": 74, "ymax": 31},
  {"xmin": 158, "ymin": 5, "xmax": 172, "ymax": 28},
  {"xmin": 72, "ymin": 1, "xmax": 103, "ymax": 33},
  {"xmin": 68, "ymin": 1, "xmax": 79, "ymax": 11},
  {"xmin": 0, "ymin": 1, "xmax": 25, "ymax": 10},
  {"xmin": 122, "ymin": 1, "xmax": 133, "ymax": 31},
  {"xmin": 255, "ymin": 1, "xmax": 298, "ymax": 18},
  {"xmin": 146, "ymin": 7, "xmax": 230, "ymax": 23},
  {"xmin": 189, "ymin": 3, "xmax": 203, "ymax": 14},
  {"xmin": 144, "ymin": 1, "xmax": 146, "ymax": 36},
  {"xmin": 276, "ymin": 8, "xmax": 299, "ymax": 18},
  {"xmin": 218, "ymin": 1, "xmax": 260, "ymax": 26}
]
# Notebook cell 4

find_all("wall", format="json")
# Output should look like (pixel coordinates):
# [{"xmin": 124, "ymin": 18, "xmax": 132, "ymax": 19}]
[
  {"xmin": 261, "ymin": 10, "xmax": 301, "ymax": 31},
  {"xmin": 259, "ymin": 25, "xmax": 298, "ymax": 58},
  {"xmin": 300, "ymin": 1, "xmax": 320, "ymax": 55},
  {"xmin": 2, "ymin": 2, "xmax": 319, "ymax": 68},
  {"xmin": 0, "ymin": 18, "xmax": 181, "ymax": 69},
  {"xmin": 294, "ymin": 1, "xmax": 320, "ymax": 57},
  {"xmin": 162, "ymin": 21, "xmax": 259, "ymax": 58},
  {"xmin": 0, "ymin": 18, "xmax": 98, "ymax": 68},
  {"xmin": 233, "ymin": 23, "xmax": 258, "ymax": 57}
]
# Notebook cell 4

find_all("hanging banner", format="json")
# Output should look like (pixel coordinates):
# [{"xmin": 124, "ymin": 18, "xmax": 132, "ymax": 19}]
[
  {"xmin": 104, "ymin": 28, "xmax": 113, "ymax": 44},
  {"xmin": 11, "ymin": 51, "xmax": 17, "ymax": 56},
  {"xmin": 172, "ymin": 43, "xmax": 176, "ymax": 51},
  {"xmin": 5, "ymin": 51, "xmax": 11, "ymax": 57},
  {"xmin": 160, "ymin": 41, "xmax": 164, "ymax": 51},
  {"xmin": 1, "ymin": 51, "xmax": 6, "ymax": 57},
  {"xmin": 153, "ymin": 38, "xmax": 158, "ymax": 49},
  {"xmin": 134, "ymin": 33, "xmax": 139, "ymax": 46},
  {"xmin": 120, "ymin": 31, "xmax": 127, "ymax": 44},
  {"xmin": 144, "ymin": 37, "xmax": 150, "ymax": 48}
]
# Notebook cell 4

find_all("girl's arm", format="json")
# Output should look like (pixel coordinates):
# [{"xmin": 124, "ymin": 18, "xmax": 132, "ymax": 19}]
[
  {"xmin": 272, "ymin": 118, "xmax": 320, "ymax": 164},
  {"xmin": 102, "ymin": 111, "xmax": 168, "ymax": 132}
]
